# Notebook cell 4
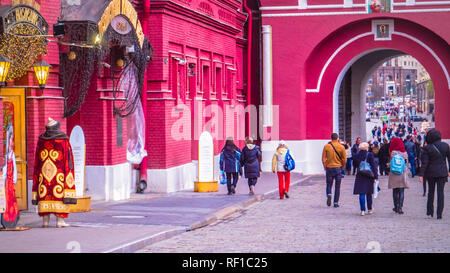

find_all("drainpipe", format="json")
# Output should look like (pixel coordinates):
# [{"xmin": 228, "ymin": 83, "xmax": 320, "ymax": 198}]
[
  {"xmin": 139, "ymin": 0, "xmax": 151, "ymax": 189},
  {"xmin": 243, "ymin": 0, "xmax": 252, "ymax": 138},
  {"xmin": 262, "ymin": 25, "xmax": 273, "ymax": 127}
]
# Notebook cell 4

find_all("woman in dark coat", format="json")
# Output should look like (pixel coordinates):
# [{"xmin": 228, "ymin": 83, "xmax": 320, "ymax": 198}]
[
  {"xmin": 240, "ymin": 137, "xmax": 262, "ymax": 195},
  {"xmin": 353, "ymin": 142, "xmax": 378, "ymax": 216},
  {"xmin": 219, "ymin": 138, "xmax": 241, "ymax": 195},
  {"xmin": 419, "ymin": 129, "xmax": 450, "ymax": 219}
]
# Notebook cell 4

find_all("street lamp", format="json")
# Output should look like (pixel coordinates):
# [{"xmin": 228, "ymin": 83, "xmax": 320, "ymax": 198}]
[
  {"xmin": 0, "ymin": 54, "xmax": 12, "ymax": 87},
  {"xmin": 33, "ymin": 60, "xmax": 52, "ymax": 90}
]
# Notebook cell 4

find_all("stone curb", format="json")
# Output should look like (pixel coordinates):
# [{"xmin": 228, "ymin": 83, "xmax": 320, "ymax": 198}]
[
  {"xmin": 102, "ymin": 227, "xmax": 187, "ymax": 253},
  {"xmin": 104, "ymin": 175, "xmax": 312, "ymax": 253}
]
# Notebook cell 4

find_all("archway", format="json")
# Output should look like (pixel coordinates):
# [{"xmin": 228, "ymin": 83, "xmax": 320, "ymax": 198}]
[{"xmin": 305, "ymin": 17, "xmax": 450, "ymax": 141}]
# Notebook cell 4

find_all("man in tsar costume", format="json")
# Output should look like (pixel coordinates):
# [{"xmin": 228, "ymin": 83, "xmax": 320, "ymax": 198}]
[{"xmin": 32, "ymin": 118, "xmax": 76, "ymax": 228}]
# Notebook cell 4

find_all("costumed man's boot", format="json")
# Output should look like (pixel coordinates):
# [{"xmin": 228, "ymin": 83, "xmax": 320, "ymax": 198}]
[
  {"xmin": 43, "ymin": 215, "xmax": 50, "ymax": 228},
  {"xmin": 56, "ymin": 216, "xmax": 69, "ymax": 228}
]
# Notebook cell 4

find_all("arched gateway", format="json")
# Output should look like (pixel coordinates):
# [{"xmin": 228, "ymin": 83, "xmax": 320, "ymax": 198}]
[{"xmin": 258, "ymin": 1, "xmax": 450, "ymax": 175}]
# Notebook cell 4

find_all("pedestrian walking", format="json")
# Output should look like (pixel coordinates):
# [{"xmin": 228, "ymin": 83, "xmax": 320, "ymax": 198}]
[
  {"xmin": 419, "ymin": 142, "xmax": 428, "ymax": 196},
  {"xmin": 322, "ymin": 133, "xmax": 347, "ymax": 207},
  {"xmin": 388, "ymin": 137, "xmax": 409, "ymax": 215},
  {"xmin": 405, "ymin": 135, "xmax": 417, "ymax": 177},
  {"xmin": 219, "ymin": 138, "xmax": 242, "ymax": 195},
  {"xmin": 272, "ymin": 141, "xmax": 293, "ymax": 199},
  {"xmin": 345, "ymin": 141, "xmax": 352, "ymax": 175},
  {"xmin": 351, "ymin": 137, "xmax": 361, "ymax": 175},
  {"xmin": 240, "ymin": 137, "xmax": 262, "ymax": 195},
  {"xmin": 353, "ymin": 142, "xmax": 378, "ymax": 216},
  {"xmin": 379, "ymin": 139, "xmax": 390, "ymax": 176},
  {"xmin": 418, "ymin": 129, "xmax": 450, "ymax": 219}
]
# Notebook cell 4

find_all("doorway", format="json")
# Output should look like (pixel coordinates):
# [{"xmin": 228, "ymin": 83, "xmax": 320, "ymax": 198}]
[{"xmin": 1, "ymin": 88, "xmax": 27, "ymax": 210}]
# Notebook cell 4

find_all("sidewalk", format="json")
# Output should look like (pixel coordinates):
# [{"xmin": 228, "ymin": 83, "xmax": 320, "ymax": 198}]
[{"xmin": 0, "ymin": 172, "xmax": 310, "ymax": 253}]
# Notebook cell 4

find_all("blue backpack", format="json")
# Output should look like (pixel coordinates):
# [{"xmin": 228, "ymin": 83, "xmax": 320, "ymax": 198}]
[
  {"xmin": 284, "ymin": 150, "xmax": 295, "ymax": 171},
  {"xmin": 390, "ymin": 154, "xmax": 405, "ymax": 174}
]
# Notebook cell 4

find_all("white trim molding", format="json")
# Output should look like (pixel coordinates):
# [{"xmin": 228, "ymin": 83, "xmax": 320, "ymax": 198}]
[{"xmin": 260, "ymin": 0, "xmax": 450, "ymax": 16}]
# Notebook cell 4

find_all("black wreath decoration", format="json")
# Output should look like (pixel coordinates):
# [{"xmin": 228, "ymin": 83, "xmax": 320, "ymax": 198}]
[
  {"xmin": 61, "ymin": 22, "xmax": 152, "ymax": 118},
  {"xmin": 97, "ymin": 24, "xmax": 152, "ymax": 117}
]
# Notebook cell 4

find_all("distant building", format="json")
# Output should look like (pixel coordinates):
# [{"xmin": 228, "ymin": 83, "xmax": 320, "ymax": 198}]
[{"xmin": 367, "ymin": 56, "xmax": 419, "ymax": 101}]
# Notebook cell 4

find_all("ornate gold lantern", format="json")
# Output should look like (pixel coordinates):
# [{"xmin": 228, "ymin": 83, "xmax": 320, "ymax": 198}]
[
  {"xmin": 0, "ymin": 54, "xmax": 12, "ymax": 86},
  {"xmin": 33, "ymin": 60, "xmax": 52, "ymax": 89}
]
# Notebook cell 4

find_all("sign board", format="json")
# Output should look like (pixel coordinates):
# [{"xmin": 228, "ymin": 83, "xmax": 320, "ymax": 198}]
[
  {"xmin": 0, "ymin": 175, "xmax": 5, "ymax": 213},
  {"xmin": 70, "ymin": 126, "xmax": 86, "ymax": 198},
  {"xmin": 382, "ymin": 115, "xmax": 389, "ymax": 121},
  {"xmin": 195, "ymin": 131, "xmax": 218, "ymax": 192},
  {"xmin": 198, "ymin": 132, "xmax": 214, "ymax": 182}
]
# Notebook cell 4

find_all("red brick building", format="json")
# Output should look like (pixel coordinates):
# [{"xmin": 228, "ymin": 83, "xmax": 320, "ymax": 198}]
[{"xmin": 0, "ymin": 0, "xmax": 256, "ymax": 208}]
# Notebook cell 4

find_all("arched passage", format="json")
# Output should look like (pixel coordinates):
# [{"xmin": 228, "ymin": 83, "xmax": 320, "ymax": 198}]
[
  {"xmin": 305, "ymin": 17, "xmax": 450, "ymax": 140},
  {"xmin": 333, "ymin": 49, "xmax": 405, "ymax": 142}
]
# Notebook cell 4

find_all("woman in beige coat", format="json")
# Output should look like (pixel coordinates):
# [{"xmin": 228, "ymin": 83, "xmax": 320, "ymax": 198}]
[
  {"xmin": 388, "ymin": 137, "xmax": 409, "ymax": 214},
  {"xmin": 272, "ymin": 141, "xmax": 291, "ymax": 199}
]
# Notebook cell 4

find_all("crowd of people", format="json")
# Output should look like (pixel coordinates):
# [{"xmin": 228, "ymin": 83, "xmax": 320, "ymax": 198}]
[
  {"xmin": 322, "ymin": 127, "xmax": 450, "ymax": 219},
  {"xmin": 219, "ymin": 137, "xmax": 293, "ymax": 200},
  {"xmin": 218, "ymin": 124, "xmax": 449, "ymax": 220},
  {"xmin": 371, "ymin": 121, "xmax": 424, "ymax": 144}
]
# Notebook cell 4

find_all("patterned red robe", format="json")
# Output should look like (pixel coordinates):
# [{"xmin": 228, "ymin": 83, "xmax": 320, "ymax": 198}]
[{"xmin": 32, "ymin": 138, "xmax": 75, "ymax": 218}]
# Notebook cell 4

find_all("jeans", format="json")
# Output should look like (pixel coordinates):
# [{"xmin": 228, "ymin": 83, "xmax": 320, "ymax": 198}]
[
  {"xmin": 277, "ymin": 171, "xmax": 291, "ymax": 199},
  {"xmin": 427, "ymin": 178, "xmax": 446, "ymax": 218},
  {"xmin": 359, "ymin": 194, "xmax": 373, "ymax": 211},
  {"xmin": 408, "ymin": 155, "xmax": 416, "ymax": 177},
  {"xmin": 326, "ymin": 168, "xmax": 342, "ymax": 205},
  {"xmin": 226, "ymin": 172, "xmax": 239, "ymax": 193},
  {"xmin": 393, "ymin": 188, "xmax": 405, "ymax": 210},
  {"xmin": 346, "ymin": 158, "xmax": 352, "ymax": 172}
]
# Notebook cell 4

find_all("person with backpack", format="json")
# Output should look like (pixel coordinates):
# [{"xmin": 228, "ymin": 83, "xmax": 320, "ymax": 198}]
[
  {"xmin": 322, "ymin": 133, "xmax": 347, "ymax": 207},
  {"xmin": 219, "ymin": 138, "xmax": 242, "ymax": 195},
  {"xmin": 240, "ymin": 137, "xmax": 262, "ymax": 195},
  {"xmin": 272, "ymin": 141, "xmax": 294, "ymax": 199},
  {"xmin": 418, "ymin": 129, "xmax": 450, "ymax": 219},
  {"xmin": 353, "ymin": 142, "xmax": 378, "ymax": 216},
  {"xmin": 388, "ymin": 137, "xmax": 409, "ymax": 214}
]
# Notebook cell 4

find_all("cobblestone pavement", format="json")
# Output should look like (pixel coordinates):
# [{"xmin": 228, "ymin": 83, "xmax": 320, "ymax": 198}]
[{"xmin": 137, "ymin": 175, "xmax": 450, "ymax": 253}]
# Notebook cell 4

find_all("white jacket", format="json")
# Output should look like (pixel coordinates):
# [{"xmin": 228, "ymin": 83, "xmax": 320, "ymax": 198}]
[{"xmin": 272, "ymin": 147, "xmax": 288, "ymax": 172}]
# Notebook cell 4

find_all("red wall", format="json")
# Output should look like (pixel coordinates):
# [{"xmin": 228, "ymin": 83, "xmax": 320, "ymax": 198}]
[
  {"xmin": 146, "ymin": 0, "xmax": 248, "ymax": 170},
  {"xmin": 260, "ymin": 7, "xmax": 450, "ymax": 141}
]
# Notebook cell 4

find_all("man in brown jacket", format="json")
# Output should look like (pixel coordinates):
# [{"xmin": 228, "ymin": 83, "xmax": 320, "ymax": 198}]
[{"xmin": 322, "ymin": 133, "xmax": 347, "ymax": 207}]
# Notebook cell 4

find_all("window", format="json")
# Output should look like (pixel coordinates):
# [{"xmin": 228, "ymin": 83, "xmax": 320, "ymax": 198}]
[
  {"xmin": 202, "ymin": 65, "xmax": 210, "ymax": 98},
  {"xmin": 187, "ymin": 63, "xmax": 196, "ymax": 99},
  {"xmin": 215, "ymin": 67, "xmax": 222, "ymax": 97}
]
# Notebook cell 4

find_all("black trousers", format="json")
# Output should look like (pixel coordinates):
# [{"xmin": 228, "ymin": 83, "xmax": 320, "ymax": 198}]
[
  {"xmin": 226, "ymin": 172, "xmax": 239, "ymax": 193},
  {"xmin": 393, "ymin": 188, "xmax": 405, "ymax": 210},
  {"xmin": 247, "ymin": 177, "xmax": 257, "ymax": 188},
  {"xmin": 423, "ymin": 177, "xmax": 427, "ymax": 195},
  {"xmin": 427, "ymin": 178, "xmax": 446, "ymax": 218}
]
